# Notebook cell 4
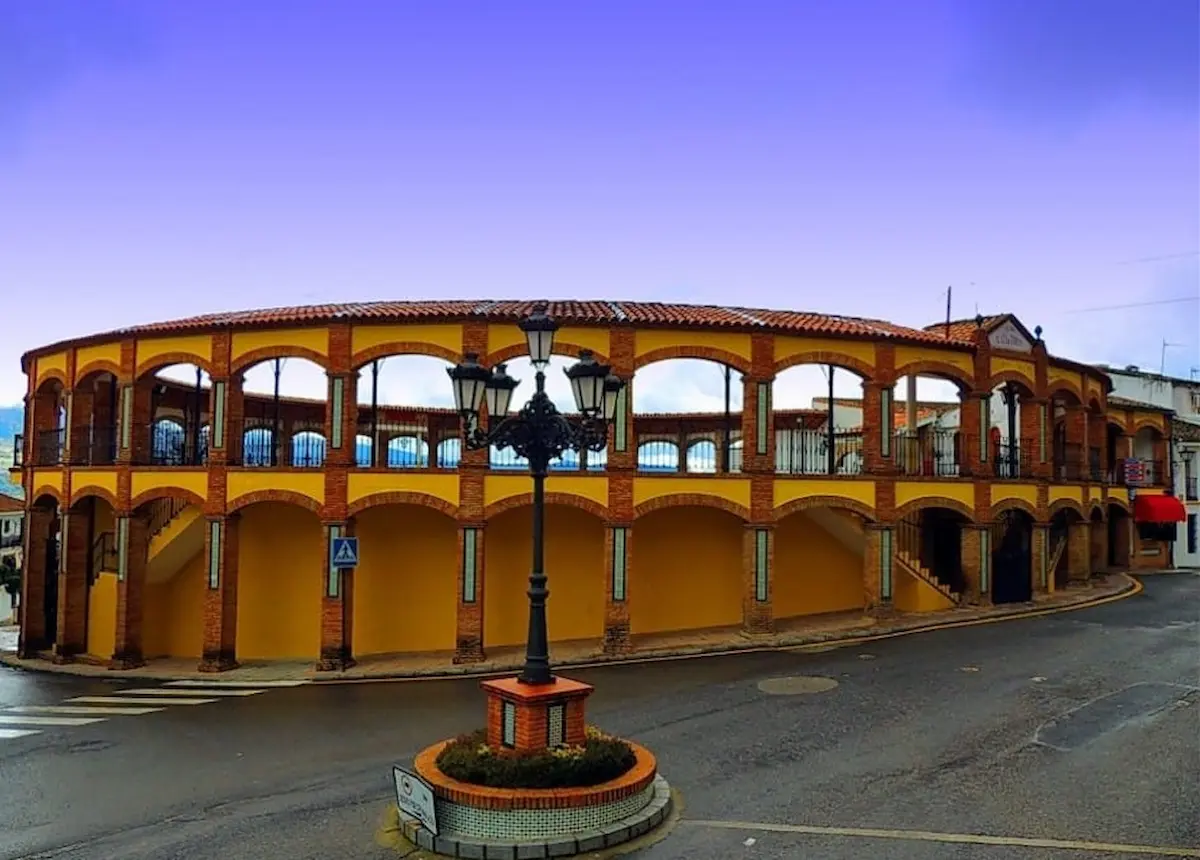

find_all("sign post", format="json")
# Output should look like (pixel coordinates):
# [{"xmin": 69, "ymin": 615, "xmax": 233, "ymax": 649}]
[{"xmin": 392, "ymin": 765, "xmax": 438, "ymax": 835}]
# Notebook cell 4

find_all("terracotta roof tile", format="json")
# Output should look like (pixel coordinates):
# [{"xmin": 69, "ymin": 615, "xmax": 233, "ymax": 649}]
[{"xmin": 0, "ymin": 495, "xmax": 23, "ymax": 513}]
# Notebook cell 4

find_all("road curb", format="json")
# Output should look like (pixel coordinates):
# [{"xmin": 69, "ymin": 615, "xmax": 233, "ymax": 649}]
[{"xmin": 0, "ymin": 574, "xmax": 1144, "ymax": 684}]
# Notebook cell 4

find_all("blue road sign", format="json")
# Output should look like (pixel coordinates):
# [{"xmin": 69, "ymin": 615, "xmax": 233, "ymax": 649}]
[{"xmin": 331, "ymin": 536, "xmax": 359, "ymax": 568}]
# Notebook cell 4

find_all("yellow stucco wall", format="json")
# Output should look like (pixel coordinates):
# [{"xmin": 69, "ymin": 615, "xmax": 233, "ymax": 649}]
[
  {"xmin": 1089, "ymin": 487, "xmax": 1104, "ymax": 503},
  {"xmin": 73, "ymin": 471, "xmax": 119, "ymax": 505},
  {"xmin": 347, "ymin": 472, "xmax": 459, "ymax": 508},
  {"xmin": 351, "ymin": 323, "xmax": 463, "ymax": 362},
  {"xmin": 892, "ymin": 563, "xmax": 957, "ymax": 612},
  {"xmin": 486, "ymin": 324, "xmax": 611, "ymax": 362},
  {"xmin": 895, "ymin": 481, "xmax": 975, "ymax": 511},
  {"xmin": 630, "ymin": 506, "xmax": 743, "ymax": 635},
  {"xmin": 136, "ymin": 335, "xmax": 214, "ymax": 374},
  {"xmin": 484, "ymin": 474, "xmax": 607, "ymax": 511},
  {"xmin": 774, "ymin": 336, "xmax": 874, "ymax": 369},
  {"xmin": 1086, "ymin": 378, "xmax": 1104, "ymax": 405},
  {"xmin": 131, "ymin": 470, "xmax": 209, "ymax": 505},
  {"xmin": 485, "ymin": 505, "xmax": 606, "ymax": 647},
  {"xmin": 990, "ymin": 356, "xmax": 1035, "ymax": 385},
  {"xmin": 353, "ymin": 504, "xmax": 459, "ymax": 656},
  {"xmin": 86, "ymin": 574, "xmax": 117, "ymax": 659},
  {"xmin": 773, "ymin": 479, "xmax": 875, "ymax": 513},
  {"xmin": 773, "ymin": 511, "xmax": 864, "ymax": 619},
  {"xmin": 991, "ymin": 484, "xmax": 1038, "ymax": 510},
  {"xmin": 635, "ymin": 329, "xmax": 751, "ymax": 364},
  {"xmin": 142, "ymin": 553, "xmax": 205, "ymax": 659},
  {"xmin": 74, "ymin": 343, "xmax": 123, "ymax": 379},
  {"xmin": 236, "ymin": 502, "xmax": 323, "ymax": 660},
  {"xmin": 1047, "ymin": 366, "xmax": 1081, "ymax": 394},
  {"xmin": 35, "ymin": 352, "xmax": 68, "ymax": 386},
  {"xmin": 1048, "ymin": 486, "xmax": 1082, "ymax": 506},
  {"xmin": 32, "ymin": 469, "xmax": 63, "ymax": 499},
  {"xmin": 634, "ymin": 476, "xmax": 749, "ymax": 511},
  {"xmin": 227, "ymin": 471, "xmax": 324, "ymax": 510},
  {"xmin": 893, "ymin": 345, "xmax": 973, "ymax": 377},
  {"xmin": 230, "ymin": 328, "xmax": 329, "ymax": 366}
]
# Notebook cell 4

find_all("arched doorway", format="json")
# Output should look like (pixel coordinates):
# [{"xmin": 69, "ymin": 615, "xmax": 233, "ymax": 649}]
[
  {"xmin": 1089, "ymin": 507, "xmax": 1107, "ymax": 573},
  {"xmin": 774, "ymin": 505, "xmax": 869, "ymax": 620},
  {"xmin": 991, "ymin": 508, "xmax": 1033, "ymax": 604},
  {"xmin": 1107, "ymin": 503, "xmax": 1132, "ymax": 568},
  {"xmin": 1049, "ymin": 508, "xmax": 1083, "ymax": 590}
]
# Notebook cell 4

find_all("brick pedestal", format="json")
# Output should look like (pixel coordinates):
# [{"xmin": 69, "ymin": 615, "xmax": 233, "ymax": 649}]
[{"xmin": 481, "ymin": 676, "xmax": 593, "ymax": 753}]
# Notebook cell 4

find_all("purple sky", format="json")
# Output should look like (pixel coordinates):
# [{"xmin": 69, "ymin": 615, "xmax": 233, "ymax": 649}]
[{"xmin": 1, "ymin": 0, "xmax": 1197, "ymax": 408}]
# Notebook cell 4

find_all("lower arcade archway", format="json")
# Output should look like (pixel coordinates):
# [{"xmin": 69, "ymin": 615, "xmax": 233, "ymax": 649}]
[
  {"xmin": 774, "ymin": 505, "xmax": 869, "ymax": 619},
  {"xmin": 991, "ymin": 508, "xmax": 1034, "ymax": 604}
]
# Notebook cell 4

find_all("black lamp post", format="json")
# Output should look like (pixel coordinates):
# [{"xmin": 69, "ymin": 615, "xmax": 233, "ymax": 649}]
[{"xmin": 447, "ymin": 305, "xmax": 625, "ymax": 686}]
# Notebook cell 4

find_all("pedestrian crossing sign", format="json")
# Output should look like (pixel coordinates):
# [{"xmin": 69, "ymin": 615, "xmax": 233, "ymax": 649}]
[{"xmin": 331, "ymin": 537, "xmax": 359, "ymax": 568}]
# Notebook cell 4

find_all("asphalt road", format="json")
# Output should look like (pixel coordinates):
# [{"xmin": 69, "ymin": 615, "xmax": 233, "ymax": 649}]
[{"xmin": 0, "ymin": 573, "xmax": 1197, "ymax": 860}]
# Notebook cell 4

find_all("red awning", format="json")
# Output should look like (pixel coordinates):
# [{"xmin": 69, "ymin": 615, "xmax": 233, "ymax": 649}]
[{"xmin": 1133, "ymin": 494, "xmax": 1187, "ymax": 524}]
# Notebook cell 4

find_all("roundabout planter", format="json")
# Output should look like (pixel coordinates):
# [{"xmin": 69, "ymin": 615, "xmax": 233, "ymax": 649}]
[{"xmin": 402, "ymin": 738, "xmax": 672, "ymax": 856}]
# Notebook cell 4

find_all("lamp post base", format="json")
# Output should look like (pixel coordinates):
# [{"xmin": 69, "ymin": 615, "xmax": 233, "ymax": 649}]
[{"xmin": 481, "ymin": 675, "xmax": 594, "ymax": 753}]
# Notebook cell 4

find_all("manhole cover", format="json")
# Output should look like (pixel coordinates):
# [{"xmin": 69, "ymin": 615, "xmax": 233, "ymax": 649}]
[{"xmin": 757, "ymin": 676, "xmax": 840, "ymax": 695}]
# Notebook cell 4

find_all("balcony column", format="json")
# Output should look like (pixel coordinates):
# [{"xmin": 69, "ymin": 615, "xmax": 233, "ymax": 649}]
[
  {"xmin": 66, "ymin": 386, "xmax": 95, "ymax": 466},
  {"xmin": 741, "ymin": 375, "xmax": 775, "ymax": 475},
  {"xmin": 958, "ymin": 390, "xmax": 987, "ymax": 477},
  {"xmin": 123, "ymin": 379, "xmax": 156, "ymax": 466},
  {"xmin": 1089, "ymin": 516, "xmax": 1108, "ymax": 574},
  {"xmin": 453, "ymin": 522, "xmax": 486, "ymax": 663},
  {"xmin": 111, "ymin": 513, "xmax": 149, "ymax": 669},
  {"xmin": 862, "ymin": 381, "xmax": 895, "ymax": 474},
  {"xmin": 863, "ymin": 524, "xmax": 893, "ymax": 612},
  {"xmin": 1021, "ymin": 397, "xmax": 1049, "ymax": 479},
  {"xmin": 53, "ymin": 507, "xmax": 89, "ymax": 662},
  {"xmin": 93, "ymin": 376, "xmax": 118, "ymax": 463},
  {"xmin": 602, "ymin": 522, "xmax": 632, "ymax": 654},
  {"xmin": 199, "ymin": 514, "xmax": 240, "ymax": 672},
  {"xmin": 317, "ymin": 520, "xmax": 355, "ymax": 671},
  {"xmin": 960, "ymin": 524, "xmax": 991, "ymax": 605},
  {"xmin": 17, "ymin": 504, "xmax": 56, "ymax": 656},
  {"xmin": 30, "ymin": 384, "xmax": 63, "ymax": 466}
]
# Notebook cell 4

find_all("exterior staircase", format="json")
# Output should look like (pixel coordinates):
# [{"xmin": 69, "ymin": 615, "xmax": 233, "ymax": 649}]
[
  {"xmin": 89, "ymin": 497, "xmax": 201, "ymax": 582},
  {"xmin": 894, "ymin": 515, "xmax": 963, "ymax": 609}
]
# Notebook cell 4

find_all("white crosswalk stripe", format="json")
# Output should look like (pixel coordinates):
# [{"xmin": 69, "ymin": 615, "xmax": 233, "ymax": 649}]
[
  {"xmin": 165, "ymin": 679, "xmax": 307, "ymax": 688},
  {"xmin": 0, "ymin": 728, "xmax": 41, "ymax": 740},
  {"xmin": 8, "ymin": 705, "xmax": 165, "ymax": 716},
  {"xmin": 0, "ymin": 715, "xmax": 106, "ymax": 727},
  {"xmin": 120, "ymin": 687, "xmax": 265, "ymax": 697},
  {"xmin": 66, "ymin": 695, "xmax": 218, "ymax": 706}
]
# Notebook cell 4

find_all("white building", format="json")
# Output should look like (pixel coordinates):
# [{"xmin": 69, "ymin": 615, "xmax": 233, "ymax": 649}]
[
  {"xmin": 1097, "ymin": 365, "xmax": 1200, "ymax": 569},
  {"xmin": 0, "ymin": 494, "xmax": 22, "ymax": 625}
]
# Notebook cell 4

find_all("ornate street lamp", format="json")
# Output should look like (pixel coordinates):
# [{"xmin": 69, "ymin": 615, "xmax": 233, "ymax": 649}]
[{"xmin": 447, "ymin": 305, "xmax": 625, "ymax": 685}]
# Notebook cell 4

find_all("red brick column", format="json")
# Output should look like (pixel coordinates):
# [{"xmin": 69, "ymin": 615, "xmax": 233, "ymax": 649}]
[
  {"xmin": 602, "ymin": 520, "xmax": 632, "ymax": 654},
  {"xmin": 606, "ymin": 328, "xmax": 636, "ymax": 472},
  {"xmin": 199, "ymin": 514, "xmax": 240, "ymax": 672},
  {"xmin": 1031, "ymin": 522, "xmax": 1050, "ymax": 594},
  {"xmin": 452, "ymin": 520, "xmax": 486, "ymax": 663},
  {"xmin": 67, "ymin": 387, "xmax": 95, "ymax": 466},
  {"xmin": 960, "ymin": 525, "xmax": 991, "ymax": 605},
  {"xmin": 862, "ymin": 524, "xmax": 892, "ymax": 610},
  {"xmin": 111, "ymin": 514, "xmax": 149, "ymax": 669},
  {"xmin": 865, "ymin": 344, "xmax": 895, "ymax": 475},
  {"xmin": 959, "ymin": 391, "xmax": 986, "ymax": 477},
  {"xmin": 53, "ymin": 507, "xmax": 89, "ymax": 661},
  {"xmin": 1022, "ymin": 398, "xmax": 1049, "ymax": 478},
  {"xmin": 18, "ymin": 505, "xmax": 56, "ymax": 656},
  {"xmin": 742, "ymin": 523, "xmax": 773, "ymax": 634},
  {"xmin": 317, "ymin": 519, "xmax": 356, "ymax": 671},
  {"xmin": 127, "ymin": 379, "xmax": 156, "ymax": 466},
  {"xmin": 30, "ymin": 385, "xmax": 63, "ymax": 466}
]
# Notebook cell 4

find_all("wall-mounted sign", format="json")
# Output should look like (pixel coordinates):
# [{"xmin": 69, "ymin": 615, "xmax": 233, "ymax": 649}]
[
  {"xmin": 988, "ymin": 320, "xmax": 1034, "ymax": 353},
  {"xmin": 392, "ymin": 765, "xmax": 438, "ymax": 835}
]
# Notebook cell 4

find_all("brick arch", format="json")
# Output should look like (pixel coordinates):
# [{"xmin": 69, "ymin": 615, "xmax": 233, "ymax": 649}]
[
  {"xmin": 633, "ymin": 493, "xmax": 750, "ymax": 522},
  {"xmin": 347, "ymin": 491, "xmax": 458, "ymax": 520},
  {"xmin": 32, "ymin": 486, "xmax": 63, "ymax": 507},
  {"xmin": 990, "ymin": 497, "xmax": 1038, "ymax": 521},
  {"xmin": 35, "ymin": 370, "xmax": 68, "ymax": 392},
  {"xmin": 774, "ymin": 495, "xmax": 877, "ymax": 523},
  {"xmin": 1107, "ymin": 417, "xmax": 1131, "ymax": 434},
  {"xmin": 1045, "ymin": 382, "xmax": 1083, "ymax": 405},
  {"xmin": 70, "ymin": 485, "xmax": 119, "ymax": 511},
  {"xmin": 486, "ymin": 341, "xmax": 610, "ymax": 368},
  {"xmin": 774, "ymin": 350, "xmax": 874, "ymax": 381},
  {"xmin": 1088, "ymin": 502, "xmax": 1106, "ymax": 521},
  {"xmin": 635, "ymin": 346, "xmax": 751, "ymax": 375},
  {"xmin": 131, "ymin": 487, "xmax": 207, "ymax": 511},
  {"xmin": 892, "ymin": 359, "xmax": 974, "ymax": 391},
  {"xmin": 75, "ymin": 360, "xmax": 122, "ymax": 387},
  {"xmin": 136, "ymin": 352, "xmax": 215, "ymax": 380},
  {"xmin": 1131, "ymin": 419, "xmax": 1164, "ymax": 437},
  {"xmin": 985, "ymin": 371, "xmax": 1036, "ymax": 396},
  {"xmin": 227, "ymin": 489, "xmax": 323, "ymax": 516},
  {"xmin": 231, "ymin": 346, "xmax": 329, "ymax": 375},
  {"xmin": 1048, "ymin": 498, "xmax": 1086, "ymax": 519},
  {"xmin": 1106, "ymin": 496, "xmax": 1131, "ymax": 513},
  {"xmin": 893, "ymin": 496, "xmax": 977, "ymax": 522},
  {"xmin": 352, "ymin": 342, "xmax": 461, "ymax": 371},
  {"xmin": 485, "ymin": 492, "xmax": 610, "ymax": 522}
]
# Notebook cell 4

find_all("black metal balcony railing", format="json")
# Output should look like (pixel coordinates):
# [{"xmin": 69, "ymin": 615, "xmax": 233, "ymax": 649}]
[
  {"xmin": 10, "ymin": 434, "xmax": 21, "ymax": 469},
  {"xmin": 69, "ymin": 425, "xmax": 118, "ymax": 467},
  {"xmin": 91, "ymin": 531, "xmax": 118, "ymax": 579},
  {"xmin": 1053, "ymin": 442, "xmax": 1085, "ymax": 481},
  {"xmin": 33, "ymin": 428, "xmax": 64, "ymax": 467},
  {"xmin": 775, "ymin": 428, "xmax": 864, "ymax": 476},
  {"xmin": 146, "ymin": 419, "xmax": 209, "ymax": 467},
  {"xmin": 233, "ymin": 417, "xmax": 324, "ymax": 468},
  {"xmin": 894, "ymin": 430, "xmax": 960, "ymax": 478},
  {"xmin": 1, "ymin": 533, "xmax": 21, "ymax": 550},
  {"xmin": 1088, "ymin": 447, "xmax": 1103, "ymax": 482},
  {"xmin": 991, "ymin": 437, "xmax": 1034, "ymax": 479}
]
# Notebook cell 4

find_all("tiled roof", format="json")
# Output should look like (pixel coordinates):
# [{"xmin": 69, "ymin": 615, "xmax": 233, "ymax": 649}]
[
  {"xmin": 0, "ymin": 495, "xmax": 23, "ymax": 514},
  {"xmin": 25, "ymin": 300, "xmax": 979, "ymax": 365},
  {"xmin": 1106, "ymin": 395, "xmax": 1174, "ymax": 414},
  {"xmin": 921, "ymin": 315, "xmax": 1004, "ymax": 341}
]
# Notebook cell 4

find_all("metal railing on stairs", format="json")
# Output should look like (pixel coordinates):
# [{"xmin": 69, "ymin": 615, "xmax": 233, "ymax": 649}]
[
  {"xmin": 146, "ymin": 497, "xmax": 192, "ymax": 539},
  {"xmin": 895, "ymin": 516, "xmax": 961, "ymax": 602}
]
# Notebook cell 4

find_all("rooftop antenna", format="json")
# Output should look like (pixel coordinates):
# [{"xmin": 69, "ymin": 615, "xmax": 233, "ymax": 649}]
[
  {"xmin": 1161, "ymin": 340, "xmax": 1186, "ymax": 375},
  {"xmin": 944, "ymin": 285, "xmax": 952, "ymax": 339}
]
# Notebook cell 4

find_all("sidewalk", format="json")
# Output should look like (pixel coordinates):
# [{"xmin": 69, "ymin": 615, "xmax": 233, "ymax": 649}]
[{"xmin": 0, "ymin": 573, "xmax": 1139, "ymax": 683}]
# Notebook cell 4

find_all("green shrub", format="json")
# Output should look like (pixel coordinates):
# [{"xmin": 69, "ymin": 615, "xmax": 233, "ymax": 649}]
[{"xmin": 436, "ymin": 725, "xmax": 637, "ymax": 789}]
